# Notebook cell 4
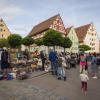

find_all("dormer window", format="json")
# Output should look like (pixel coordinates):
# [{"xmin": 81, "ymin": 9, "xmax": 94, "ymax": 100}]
[{"xmin": 0, "ymin": 29, "xmax": 3, "ymax": 32}]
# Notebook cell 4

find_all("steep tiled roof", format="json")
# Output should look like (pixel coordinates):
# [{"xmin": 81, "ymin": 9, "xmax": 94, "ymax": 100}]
[
  {"xmin": 75, "ymin": 24, "xmax": 91, "ymax": 42},
  {"xmin": 65, "ymin": 26, "xmax": 73, "ymax": 36},
  {"xmin": 28, "ymin": 14, "xmax": 60, "ymax": 37}
]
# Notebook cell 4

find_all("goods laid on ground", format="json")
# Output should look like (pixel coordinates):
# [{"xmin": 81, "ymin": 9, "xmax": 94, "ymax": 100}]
[{"xmin": 16, "ymin": 71, "xmax": 28, "ymax": 80}]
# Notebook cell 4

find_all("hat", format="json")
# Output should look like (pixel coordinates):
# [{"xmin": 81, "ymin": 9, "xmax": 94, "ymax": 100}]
[{"xmin": 3, "ymin": 47, "xmax": 7, "ymax": 50}]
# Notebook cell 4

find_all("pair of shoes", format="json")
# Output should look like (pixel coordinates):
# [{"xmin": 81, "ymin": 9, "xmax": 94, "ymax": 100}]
[
  {"xmin": 57, "ymin": 77, "xmax": 61, "ymax": 80},
  {"xmin": 64, "ymin": 77, "xmax": 66, "ymax": 81}
]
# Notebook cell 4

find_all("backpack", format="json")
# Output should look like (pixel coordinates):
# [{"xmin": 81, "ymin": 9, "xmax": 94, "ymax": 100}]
[
  {"xmin": 81, "ymin": 57, "xmax": 85, "ymax": 62},
  {"xmin": 92, "ymin": 57, "xmax": 96, "ymax": 64},
  {"xmin": 96, "ymin": 57, "xmax": 100, "ymax": 65}
]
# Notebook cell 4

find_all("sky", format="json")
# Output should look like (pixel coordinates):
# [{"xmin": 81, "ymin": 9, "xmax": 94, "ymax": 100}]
[{"xmin": 0, "ymin": 0, "xmax": 100, "ymax": 38}]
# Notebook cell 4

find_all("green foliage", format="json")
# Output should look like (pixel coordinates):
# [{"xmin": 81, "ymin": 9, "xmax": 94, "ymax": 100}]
[
  {"xmin": 0, "ymin": 38, "xmax": 9, "ymax": 48},
  {"xmin": 79, "ymin": 44, "xmax": 91, "ymax": 51},
  {"xmin": 43, "ymin": 29, "xmax": 63, "ymax": 47},
  {"xmin": 61, "ymin": 37, "xmax": 72, "ymax": 48},
  {"xmin": 34, "ymin": 39, "xmax": 43, "ymax": 46},
  {"xmin": 22, "ymin": 36, "xmax": 34, "ymax": 46},
  {"xmin": 7, "ymin": 34, "xmax": 22, "ymax": 48}
]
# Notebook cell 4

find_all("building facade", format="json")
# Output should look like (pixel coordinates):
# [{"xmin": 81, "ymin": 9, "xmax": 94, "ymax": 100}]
[
  {"xmin": 66, "ymin": 27, "xmax": 79, "ymax": 53},
  {"xmin": 28, "ymin": 14, "xmax": 66, "ymax": 52},
  {"xmin": 0, "ymin": 18, "xmax": 11, "ymax": 39},
  {"xmin": 75, "ymin": 23, "xmax": 99, "ymax": 53},
  {"xmin": 28, "ymin": 14, "xmax": 99, "ymax": 53}
]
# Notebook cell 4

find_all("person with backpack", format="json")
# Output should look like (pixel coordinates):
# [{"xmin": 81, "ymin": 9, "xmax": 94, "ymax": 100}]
[
  {"xmin": 86, "ymin": 53, "xmax": 92, "ymax": 74},
  {"xmin": 80, "ymin": 54, "xmax": 87, "ymax": 73},
  {"xmin": 80, "ymin": 66, "xmax": 89, "ymax": 95},
  {"xmin": 96, "ymin": 54, "xmax": 100, "ymax": 70},
  {"xmin": 91, "ymin": 53, "xmax": 98, "ymax": 79}
]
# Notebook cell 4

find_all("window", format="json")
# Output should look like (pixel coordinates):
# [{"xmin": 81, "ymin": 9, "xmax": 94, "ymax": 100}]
[{"xmin": 0, "ymin": 24, "xmax": 4, "ymax": 27}]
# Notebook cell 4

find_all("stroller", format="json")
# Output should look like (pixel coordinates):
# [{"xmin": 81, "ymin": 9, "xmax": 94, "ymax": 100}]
[{"xmin": 70, "ymin": 55, "xmax": 76, "ymax": 68}]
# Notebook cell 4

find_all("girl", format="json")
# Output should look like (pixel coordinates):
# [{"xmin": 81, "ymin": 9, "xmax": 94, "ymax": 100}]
[
  {"xmin": 80, "ymin": 54, "xmax": 87, "ymax": 73},
  {"xmin": 80, "ymin": 66, "xmax": 89, "ymax": 95}
]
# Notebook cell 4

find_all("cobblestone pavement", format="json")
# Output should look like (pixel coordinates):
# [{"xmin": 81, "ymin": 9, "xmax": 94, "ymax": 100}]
[{"xmin": 0, "ymin": 66, "xmax": 100, "ymax": 100}]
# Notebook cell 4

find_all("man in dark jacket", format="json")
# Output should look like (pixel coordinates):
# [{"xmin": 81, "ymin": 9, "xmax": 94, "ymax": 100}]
[
  {"xmin": 49, "ymin": 49, "xmax": 58, "ymax": 75},
  {"xmin": 1, "ymin": 48, "xmax": 9, "ymax": 77},
  {"xmin": 40, "ymin": 51, "xmax": 46, "ymax": 71}
]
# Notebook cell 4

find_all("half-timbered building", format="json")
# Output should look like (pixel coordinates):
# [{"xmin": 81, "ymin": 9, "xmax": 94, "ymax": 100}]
[
  {"xmin": 0, "ymin": 18, "xmax": 11, "ymax": 39},
  {"xmin": 75, "ymin": 23, "xmax": 99, "ymax": 53},
  {"xmin": 28, "ymin": 14, "xmax": 66, "ymax": 52}
]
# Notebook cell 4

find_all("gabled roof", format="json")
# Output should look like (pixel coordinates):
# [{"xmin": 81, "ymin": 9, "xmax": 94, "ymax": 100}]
[
  {"xmin": 28, "ymin": 14, "xmax": 60, "ymax": 37},
  {"xmin": 0, "ymin": 18, "xmax": 11, "ymax": 35},
  {"xmin": 65, "ymin": 26, "xmax": 73, "ymax": 36},
  {"xmin": 75, "ymin": 24, "xmax": 91, "ymax": 42}
]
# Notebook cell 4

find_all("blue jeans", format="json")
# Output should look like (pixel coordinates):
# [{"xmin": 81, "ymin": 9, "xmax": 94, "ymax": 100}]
[
  {"xmin": 57, "ymin": 67, "xmax": 66, "ymax": 78},
  {"xmin": 51, "ymin": 61, "xmax": 58, "ymax": 76}
]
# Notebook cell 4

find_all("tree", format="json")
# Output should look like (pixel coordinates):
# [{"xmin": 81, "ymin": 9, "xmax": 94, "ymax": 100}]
[
  {"xmin": 34, "ymin": 39, "xmax": 43, "ymax": 46},
  {"xmin": 43, "ymin": 29, "xmax": 63, "ymax": 51},
  {"xmin": 22, "ymin": 36, "xmax": 34, "ymax": 58},
  {"xmin": 0, "ymin": 38, "xmax": 9, "ymax": 48},
  {"xmin": 22, "ymin": 36, "xmax": 34, "ymax": 47},
  {"xmin": 61, "ymin": 37, "xmax": 72, "ymax": 52},
  {"xmin": 79, "ymin": 44, "xmax": 91, "ymax": 52},
  {"xmin": 7, "ymin": 34, "xmax": 22, "ymax": 48}
]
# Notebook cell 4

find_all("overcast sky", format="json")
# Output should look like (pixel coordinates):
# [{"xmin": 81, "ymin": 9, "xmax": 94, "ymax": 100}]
[{"xmin": 0, "ymin": 0, "xmax": 100, "ymax": 38}]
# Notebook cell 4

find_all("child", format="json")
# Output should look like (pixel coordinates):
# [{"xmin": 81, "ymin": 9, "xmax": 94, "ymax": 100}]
[
  {"xmin": 44, "ymin": 59, "xmax": 51, "ymax": 72},
  {"xmin": 37, "ymin": 57, "xmax": 42, "ymax": 70},
  {"xmin": 80, "ymin": 68, "xmax": 89, "ymax": 95}
]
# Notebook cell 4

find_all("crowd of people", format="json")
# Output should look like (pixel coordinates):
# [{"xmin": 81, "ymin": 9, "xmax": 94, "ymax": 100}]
[
  {"xmin": 0, "ymin": 48, "xmax": 100, "ymax": 95},
  {"xmin": 38, "ymin": 50, "xmax": 100, "ymax": 95}
]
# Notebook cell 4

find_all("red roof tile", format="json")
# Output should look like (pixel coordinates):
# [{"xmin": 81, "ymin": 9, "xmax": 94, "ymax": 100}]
[
  {"xmin": 75, "ymin": 24, "xmax": 91, "ymax": 42},
  {"xmin": 28, "ymin": 14, "xmax": 60, "ymax": 37}
]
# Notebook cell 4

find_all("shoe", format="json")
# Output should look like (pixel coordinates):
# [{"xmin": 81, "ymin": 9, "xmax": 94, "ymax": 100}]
[
  {"xmin": 84, "ymin": 91, "xmax": 87, "ymax": 95},
  {"xmin": 64, "ymin": 77, "xmax": 66, "ymax": 81},
  {"xmin": 81, "ymin": 89, "xmax": 84, "ymax": 93},
  {"xmin": 92, "ymin": 76, "xmax": 98, "ymax": 79}
]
